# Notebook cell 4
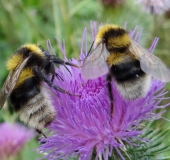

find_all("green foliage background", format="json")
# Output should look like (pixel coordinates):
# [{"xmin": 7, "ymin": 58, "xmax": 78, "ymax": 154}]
[{"xmin": 0, "ymin": 0, "xmax": 170, "ymax": 159}]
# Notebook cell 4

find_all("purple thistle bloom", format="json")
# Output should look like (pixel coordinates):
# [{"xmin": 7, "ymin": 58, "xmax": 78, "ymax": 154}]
[
  {"xmin": 0, "ymin": 122, "xmax": 35, "ymax": 159},
  {"xmin": 137, "ymin": 0, "xmax": 170, "ymax": 14},
  {"xmin": 39, "ymin": 22, "xmax": 169, "ymax": 160}
]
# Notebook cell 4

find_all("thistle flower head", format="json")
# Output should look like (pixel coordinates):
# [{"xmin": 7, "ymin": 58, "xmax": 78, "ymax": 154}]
[
  {"xmin": 39, "ymin": 22, "xmax": 169, "ymax": 160},
  {"xmin": 0, "ymin": 122, "xmax": 35, "ymax": 159},
  {"xmin": 137, "ymin": 0, "xmax": 170, "ymax": 14}
]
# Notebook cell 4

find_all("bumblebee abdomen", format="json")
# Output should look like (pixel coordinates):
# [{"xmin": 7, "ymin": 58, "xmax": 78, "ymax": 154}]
[
  {"xmin": 110, "ymin": 58, "xmax": 151, "ymax": 99},
  {"xmin": 18, "ymin": 85, "xmax": 56, "ymax": 130},
  {"xmin": 115, "ymin": 74, "xmax": 152, "ymax": 99},
  {"xmin": 111, "ymin": 59, "xmax": 145, "ymax": 82}
]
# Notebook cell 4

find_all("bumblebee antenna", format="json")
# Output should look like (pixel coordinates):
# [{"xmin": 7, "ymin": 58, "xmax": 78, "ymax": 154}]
[{"xmin": 78, "ymin": 41, "xmax": 94, "ymax": 62}]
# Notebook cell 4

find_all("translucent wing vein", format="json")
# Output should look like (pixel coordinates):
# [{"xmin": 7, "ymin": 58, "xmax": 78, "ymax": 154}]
[
  {"xmin": 82, "ymin": 43, "xmax": 109, "ymax": 79},
  {"xmin": 0, "ymin": 56, "xmax": 30, "ymax": 109},
  {"xmin": 129, "ymin": 39, "xmax": 170, "ymax": 82}
]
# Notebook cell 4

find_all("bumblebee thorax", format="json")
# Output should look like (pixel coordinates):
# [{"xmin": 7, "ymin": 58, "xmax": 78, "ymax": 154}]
[
  {"xmin": 6, "ymin": 44, "xmax": 45, "ymax": 71},
  {"xmin": 106, "ymin": 34, "xmax": 130, "ymax": 50},
  {"xmin": 95, "ymin": 25, "xmax": 131, "ymax": 54}
]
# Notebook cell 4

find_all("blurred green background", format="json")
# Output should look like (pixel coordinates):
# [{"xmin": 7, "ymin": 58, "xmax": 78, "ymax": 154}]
[{"xmin": 0, "ymin": 0, "xmax": 170, "ymax": 159}]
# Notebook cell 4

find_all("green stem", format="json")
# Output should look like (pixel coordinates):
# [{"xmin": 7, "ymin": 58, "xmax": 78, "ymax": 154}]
[{"xmin": 52, "ymin": 0, "xmax": 63, "ymax": 41}]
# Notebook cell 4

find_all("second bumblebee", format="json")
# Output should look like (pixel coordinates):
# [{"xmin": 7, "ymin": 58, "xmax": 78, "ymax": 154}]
[{"xmin": 82, "ymin": 24, "xmax": 170, "ymax": 114}]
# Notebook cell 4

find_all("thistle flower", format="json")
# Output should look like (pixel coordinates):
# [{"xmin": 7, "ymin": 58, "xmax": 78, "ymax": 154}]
[
  {"xmin": 39, "ymin": 22, "xmax": 169, "ymax": 160},
  {"xmin": 137, "ymin": 0, "xmax": 170, "ymax": 14},
  {"xmin": 0, "ymin": 122, "xmax": 35, "ymax": 160}
]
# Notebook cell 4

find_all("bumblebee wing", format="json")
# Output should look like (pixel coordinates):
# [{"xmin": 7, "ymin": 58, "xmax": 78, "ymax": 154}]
[
  {"xmin": 0, "ymin": 56, "xmax": 30, "ymax": 109},
  {"xmin": 82, "ymin": 43, "xmax": 109, "ymax": 79},
  {"xmin": 129, "ymin": 39, "xmax": 170, "ymax": 82}
]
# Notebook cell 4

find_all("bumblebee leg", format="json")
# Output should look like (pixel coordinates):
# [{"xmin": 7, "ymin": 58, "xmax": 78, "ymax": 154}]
[
  {"xmin": 51, "ymin": 74, "xmax": 55, "ymax": 83},
  {"xmin": 34, "ymin": 68, "xmax": 80, "ymax": 96},
  {"xmin": 50, "ymin": 65, "xmax": 55, "ymax": 83},
  {"xmin": 45, "ymin": 61, "xmax": 64, "ymax": 82},
  {"xmin": 107, "ymin": 74, "xmax": 114, "ymax": 116},
  {"xmin": 36, "ymin": 129, "xmax": 47, "ymax": 138},
  {"xmin": 50, "ymin": 57, "xmax": 80, "ymax": 68},
  {"xmin": 44, "ymin": 61, "xmax": 56, "ymax": 83},
  {"xmin": 56, "ymin": 73, "xmax": 64, "ymax": 81},
  {"xmin": 63, "ymin": 65, "xmax": 72, "ymax": 76},
  {"xmin": 48, "ymin": 57, "xmax": 74, "ymax": 76}
]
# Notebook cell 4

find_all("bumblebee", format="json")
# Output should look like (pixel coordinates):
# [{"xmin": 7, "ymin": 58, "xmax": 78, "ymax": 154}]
[
  {"xmin": 0, "ymin": 44, "xmax": 79, "ymax": 137},
  {"xmin": 82, "ymin": 24, "xmax": 170, "ymax": 115}
]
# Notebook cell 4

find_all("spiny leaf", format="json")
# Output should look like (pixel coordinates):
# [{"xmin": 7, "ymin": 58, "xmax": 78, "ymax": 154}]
[{"xmin": 96, "ymin": 128, "xmax": 170, "ymax": 160}]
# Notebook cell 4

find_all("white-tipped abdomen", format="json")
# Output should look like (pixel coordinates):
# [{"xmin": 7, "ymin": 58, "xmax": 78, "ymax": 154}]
[{"xmin": 18, "ymin": 85, "xmax": 56, "ymax": 130}]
